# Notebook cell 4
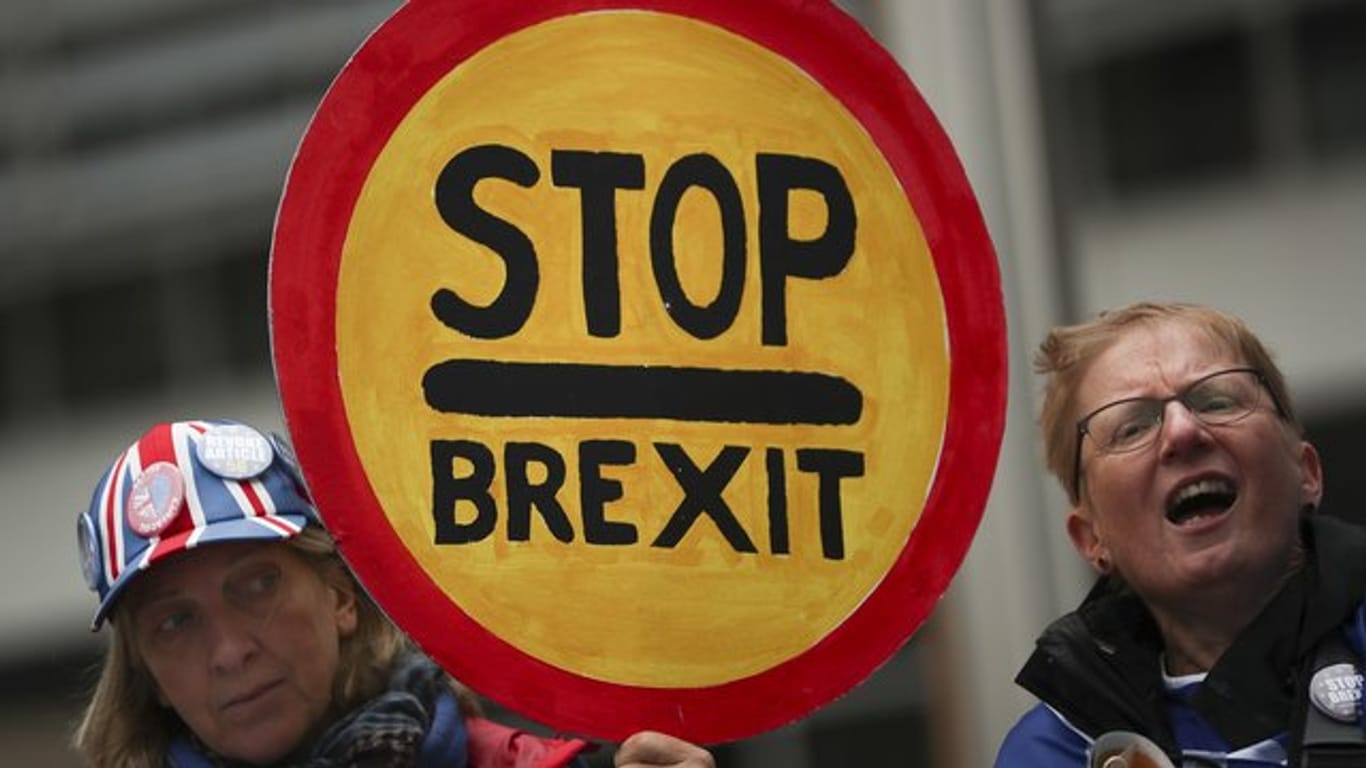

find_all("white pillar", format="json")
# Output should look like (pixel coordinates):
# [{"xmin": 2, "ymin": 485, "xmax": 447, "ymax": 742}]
[{"xmin": 876, "ymin": 0, "xmax": 1087, "ymax": 763}]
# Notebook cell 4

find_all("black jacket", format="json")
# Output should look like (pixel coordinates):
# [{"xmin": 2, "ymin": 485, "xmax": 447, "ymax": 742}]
[{"xmin": 1013, "ymin": 514, "xmax": 1366, "ymax": 764}]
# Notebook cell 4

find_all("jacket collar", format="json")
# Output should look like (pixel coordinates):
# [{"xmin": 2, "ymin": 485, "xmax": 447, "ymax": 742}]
[{"xmin": 1015, "ymin": 513, "xmax": 1366, "ymax": 752}]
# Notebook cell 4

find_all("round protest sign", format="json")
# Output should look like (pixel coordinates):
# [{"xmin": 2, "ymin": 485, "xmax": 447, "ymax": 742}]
[{"xmin": 271, "ymin": 0, "xmax": 1005, "ymax": 744}]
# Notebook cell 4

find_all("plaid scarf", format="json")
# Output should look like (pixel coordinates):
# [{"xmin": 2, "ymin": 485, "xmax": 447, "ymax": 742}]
[{"xmin": 167, "ymin": 652, "xmax": 467, "ymax": 768}]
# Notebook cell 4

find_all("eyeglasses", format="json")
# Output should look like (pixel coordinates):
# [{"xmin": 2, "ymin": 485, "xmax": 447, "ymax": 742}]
[{"xmin": 1070, "ymin": 367, "xmax": 1285, "ymax": 500}]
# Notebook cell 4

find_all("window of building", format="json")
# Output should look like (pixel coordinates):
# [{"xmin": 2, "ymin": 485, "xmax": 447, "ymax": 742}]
[
  {"xmin": 0, "ymin": 290, "xmax": 61, "ymax": 426},
  {"xmin": 0, "ymin": 303, "xmax": 13, "ymax": 426},
  {"xmin": 218, "ymin": 248, "xmax": 272, "ymax": 376},
  {"xmin": 1052, "ymin": 0, "xmax": 1366, "ymax": 201},
  {"xmin": 1065, "ymin": 23, "xmax": 1258, "ymax": 197},
  {"xmin": 1293, "ymin": 1, "xmax": 1366, "ymax": 159},
  {"xmin": 155, "ymin": 243, "xmax": 272, "ymax": 386},
  {"xmin": 36, "ymin": 245, "xmax": 273, "ymax": 417},
  {"xmin": 55, "ymin": 271, "xmax": 168, "ymax": 408}
]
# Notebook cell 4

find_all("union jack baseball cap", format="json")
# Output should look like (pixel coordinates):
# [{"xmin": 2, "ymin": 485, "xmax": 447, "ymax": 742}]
[{"xmin": 78, "ymin": 419, "xmax": 318, "ymax": 629}]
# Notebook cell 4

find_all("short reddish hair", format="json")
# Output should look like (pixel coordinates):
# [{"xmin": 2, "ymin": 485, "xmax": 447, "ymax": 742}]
[{"xmin": 1035, "ymin": 302, "xmax": 1300, "ymax": 502}]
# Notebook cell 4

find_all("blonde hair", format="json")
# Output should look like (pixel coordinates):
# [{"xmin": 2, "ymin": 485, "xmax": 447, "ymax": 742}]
[
  {"xmin": 1035, "ymin": 302, "xmax": 1300, "ymax": 503},
  {"xmin": 72, "ymin": 527, "xmax": 476, "ymax": 767}
]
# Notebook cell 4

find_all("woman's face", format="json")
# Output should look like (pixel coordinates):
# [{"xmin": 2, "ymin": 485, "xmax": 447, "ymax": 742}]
[
  {"xmin": 1068, "ymin": 320, "xmax": 1322, "ymax": 612},
  {"xmin": 125, "ymin": 540, "xmax": 357, "ymax": 764}
]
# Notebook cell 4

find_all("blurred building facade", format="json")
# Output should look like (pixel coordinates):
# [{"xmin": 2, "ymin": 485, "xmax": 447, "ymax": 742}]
[{"xmin": 0, "ymin": 0, "xmax": 1362, "ymax": 765}]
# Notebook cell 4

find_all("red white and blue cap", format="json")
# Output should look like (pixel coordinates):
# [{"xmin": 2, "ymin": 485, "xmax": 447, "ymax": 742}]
[{"xmin": 78, "ymin": 419, "xmax": 317, "ymax": 630}]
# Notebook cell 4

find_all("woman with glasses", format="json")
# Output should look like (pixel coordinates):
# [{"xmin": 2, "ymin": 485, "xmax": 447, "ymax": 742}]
[
  {"xmin": 996, "ymin": 302, "xmax": 1366, "ymax": 767},
  {"xmin": 565, "ymin": 301, "xmax": 1366, "ymax": 768}
]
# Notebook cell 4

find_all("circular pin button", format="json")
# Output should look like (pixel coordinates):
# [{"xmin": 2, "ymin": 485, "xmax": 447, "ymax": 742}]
[
  {"xmin": 77, "ymin": 514, "xmax": 101, "ymax": 589},
  {"xmin": 127, "ymin": 462, "xmax": 186, "ymax": 538},
  {"xmin": 268, "ymin": 431, "xmax": 299, "ymax": 474},
  {"xmin": 1310, "ymin": 662, "xmax": 1362, "ymax": 723},
  {"xmin": 196, "ymin": 423, "xmax": 275, "ymax": 479}
]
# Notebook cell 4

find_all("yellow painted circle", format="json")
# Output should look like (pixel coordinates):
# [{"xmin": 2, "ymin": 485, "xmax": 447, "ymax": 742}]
[{"xmin": 336, "ymin": 11, "xmax": 948, "ymax": 687}]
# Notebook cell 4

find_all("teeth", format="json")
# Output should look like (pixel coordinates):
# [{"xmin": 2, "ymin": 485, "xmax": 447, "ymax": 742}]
[{"xmin": 1172, "ymin": 478, "xmax": 1235, "ymax": 506}]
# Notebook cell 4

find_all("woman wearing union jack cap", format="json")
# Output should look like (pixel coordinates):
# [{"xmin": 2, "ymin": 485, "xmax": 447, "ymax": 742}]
[{"xmin": 70, "ymin": 418, "xmax": 591, "ymax": 768}]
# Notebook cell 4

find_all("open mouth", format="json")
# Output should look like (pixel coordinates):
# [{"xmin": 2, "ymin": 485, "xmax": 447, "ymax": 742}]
[{"xmin": 1166, "ymin": 477, "xmax": 1237, "ymax": 525}]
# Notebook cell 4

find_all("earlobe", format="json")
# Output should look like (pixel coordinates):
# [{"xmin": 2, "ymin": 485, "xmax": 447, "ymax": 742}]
[
  {"xmin": 1066, "ymin": 509, "xmax": 1109, "ymax": 574},
  {"xmin": 332, "ymin": 582, "xmax": 358, "ymax": 637},
  {"xmin": 1299, "ymin": 441, "xmax": 1324, "ymax": 508}
]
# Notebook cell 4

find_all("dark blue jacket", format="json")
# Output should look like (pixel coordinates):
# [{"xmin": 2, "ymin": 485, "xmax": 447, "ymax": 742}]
[{"xmin": 995, "ymin": 515, "xmax": 1366, "ymax": 767}]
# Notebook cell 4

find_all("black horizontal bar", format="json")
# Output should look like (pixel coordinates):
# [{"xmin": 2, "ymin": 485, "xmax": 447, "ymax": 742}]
[{"xmin": 422, "ymin": 359, "xmax": 862, "ymax": 425}]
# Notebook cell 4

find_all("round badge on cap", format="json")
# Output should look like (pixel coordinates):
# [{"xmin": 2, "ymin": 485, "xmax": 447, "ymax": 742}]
[
  {"xmin": 127, "ymin": 462, "xmax": 186, "ymax": 538},
  {"xmin": 1309, "ymin": 662, "xmax": 1363, "ymax": 723},
  {"xmin": 196, "ymin": 423, "xmax": 275, "ymax": 479},
  {"xmin": 77, "ymin": 514, "xmax": 101, "ymax": 590},
  {"xmin": 268, "ymin": 431, "xmax": 299, "ymax": 474}
]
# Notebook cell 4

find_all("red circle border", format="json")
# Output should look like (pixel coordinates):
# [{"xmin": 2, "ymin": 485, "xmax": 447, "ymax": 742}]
[{"xmin": 270, "ymin": 0, "xmax": 1006, "ymax": 744}]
